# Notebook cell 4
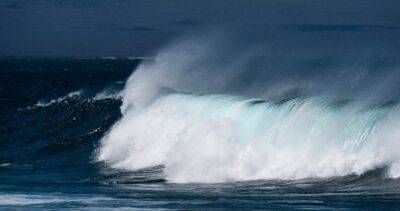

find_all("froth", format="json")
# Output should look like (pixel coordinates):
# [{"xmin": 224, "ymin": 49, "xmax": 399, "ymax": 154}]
[{"xmin": 98, "ymin": 94, "xmax": 400, "ymax": 183}]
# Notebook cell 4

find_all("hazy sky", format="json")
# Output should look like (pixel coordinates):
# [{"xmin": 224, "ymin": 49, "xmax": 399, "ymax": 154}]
[{"xmin": 1, "ymin": 0, "xmax": 400, "ymax": 56}]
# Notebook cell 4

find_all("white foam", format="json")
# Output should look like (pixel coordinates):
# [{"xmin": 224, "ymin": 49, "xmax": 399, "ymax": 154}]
[
  {"xmin": 0, "ymin": 194, "xmax": 110, "ymax": 206},
  {"xmin": 35, "ymin": 90, "xmax": 82, "ymax": 107},
  {"xmin": 93, "ymin": 89, "xmax": 122, "ymax": 100},
  {"xmin": 98, "ymin": 93, "xmax": 400, "ymax": 183}
]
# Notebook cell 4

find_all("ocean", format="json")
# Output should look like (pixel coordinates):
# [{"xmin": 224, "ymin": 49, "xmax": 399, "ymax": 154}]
[{"xmin": 1, "ymin": 52, "xmax": 400, "ymax": 209}]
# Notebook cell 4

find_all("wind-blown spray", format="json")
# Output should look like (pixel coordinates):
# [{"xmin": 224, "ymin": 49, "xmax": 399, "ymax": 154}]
[{"xmin": 98, "ymin": 34, "xmax": 400, "ymax": 183}]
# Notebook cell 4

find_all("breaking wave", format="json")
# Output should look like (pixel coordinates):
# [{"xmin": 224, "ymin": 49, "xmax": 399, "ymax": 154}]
[
  {"xmin": 98, "ymin": 93, "xmax": 400, "ymax": 183},
  {"xmin": 97, "ymin": 34, "xmax": 400, "ymax": 183}
]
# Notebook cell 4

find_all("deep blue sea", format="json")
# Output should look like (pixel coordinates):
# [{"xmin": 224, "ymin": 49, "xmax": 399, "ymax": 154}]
[{"xmin": 2, "ymin": 55, "xmax": 400, "ymax": 210}]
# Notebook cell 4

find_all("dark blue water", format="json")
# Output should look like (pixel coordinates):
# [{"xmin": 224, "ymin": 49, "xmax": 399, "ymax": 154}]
[{"xmin": 1, "ymin": 57, "xmax": 400, "ymax": 210}]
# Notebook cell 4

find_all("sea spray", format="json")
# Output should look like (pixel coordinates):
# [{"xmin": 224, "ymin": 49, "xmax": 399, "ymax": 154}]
[{"xmin": 98, "ymin": 35, "xmax": 400, "ymax": 183}]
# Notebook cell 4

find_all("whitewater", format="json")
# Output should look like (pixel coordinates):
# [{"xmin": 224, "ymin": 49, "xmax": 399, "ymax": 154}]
[{"xmin": 98, "ymin": 36, "xmax": 400, "ymax": 183}]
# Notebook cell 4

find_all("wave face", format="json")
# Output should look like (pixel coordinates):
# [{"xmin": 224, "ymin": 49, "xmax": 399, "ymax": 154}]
[{"xmin": 98, "ymin": 35, "xmax": 400, "ymax": 183}]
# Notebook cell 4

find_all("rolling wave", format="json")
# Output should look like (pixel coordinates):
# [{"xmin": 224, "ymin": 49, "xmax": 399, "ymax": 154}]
[
  {"xmin": 98, "ymin": 93, "xmax": 400, "ymax": 183},
  {"xmin": 96, "ymin": 35, "xmax": 400, "ymax": 183}
]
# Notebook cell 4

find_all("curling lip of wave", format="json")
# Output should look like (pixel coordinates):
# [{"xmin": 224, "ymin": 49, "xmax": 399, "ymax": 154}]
[{"xmin": 98, "ymin": 92, "xmax": 400, "ymax": 183}]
